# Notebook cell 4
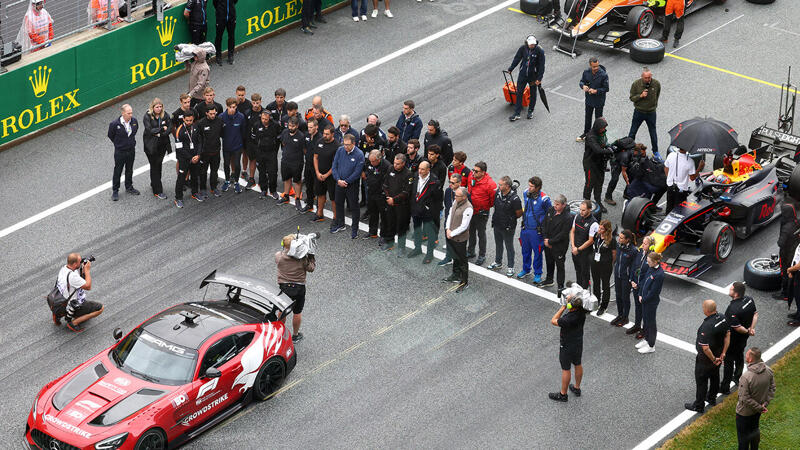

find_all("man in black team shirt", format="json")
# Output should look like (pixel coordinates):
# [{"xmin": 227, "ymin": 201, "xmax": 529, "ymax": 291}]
[
  {"xmin": 385, "ymin": 126, "xmax": 406, "ymax": 163},
  {"xmin": 172, "ymin": 94, "xmax": 194, "ymax": 130},
  {"xmin": 278, "ymin": 116, "xmax": 307, "ymax": 211},
  {"xmin": 312, "ymin": 126, "xmax": 339, "ymax": 223},
  {"xmin": 193, "ymin": 87, "xmax": 224, "ymax": 119},
  {"xmin": 720, "ymin": 282, "xmax": 758, "ymax": 394},
  {"xmin": 303, "ymin": 119, "xmax": 321, "ymax": 213},
  {"xmin": 243, "ymin": 93, "xmax": 265, "ymax": 189},
  {"xmin": 196, "ymin": 107, "xmax": 224, "ymax": 199},
  {"xmin": 251, "ymin": 110, "xmax": 282, "ymax": 200},
  {"xmin": 549, "ymin": 294, "xmax": 588, "ymax": 402}
]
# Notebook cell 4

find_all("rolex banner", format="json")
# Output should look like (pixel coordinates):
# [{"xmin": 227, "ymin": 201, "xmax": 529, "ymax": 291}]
[{"xmin": 0, "ymin": 0, "xmax": 343, "ymax": 148}]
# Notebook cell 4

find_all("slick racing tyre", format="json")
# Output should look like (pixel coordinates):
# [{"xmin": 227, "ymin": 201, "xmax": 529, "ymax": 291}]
[
  {"xmin": 630, "ymin": 39, "xmax": 664, "ymax": 64},
  {"xmin": 622, "ymin": 196, "xmax": 657, "ymax": 236},
  {"xmin": 626, "ymin": 6, "xmax": 655, "ymax": 38},
  {"xmin": 743, "ymin": 257, "xmax": 781, "ymax": 291},
  {"xmin": 786, "ymin": 163, "xmax": 800, "ymax": 201},
  {"xmin": 520, "ymin": 0, "xmax": 553, "ymax": 15},
  {"xmin": 745, "ymin": 0, "xmax": 775, "ymax": 4},
  {"xmin": 253, "ymin": 356, "xmax": 286, "ymax": 401},
  {"xmin": 700, "ymin": 221, "xmax": 735, "ymax": 263},
  {"xmin": 135, "ymin": 428, "xmax": 167, "ymax": 450},
  {"xmin": 568, "ymin": 199, "xmax": 602, "ymax": 220}
]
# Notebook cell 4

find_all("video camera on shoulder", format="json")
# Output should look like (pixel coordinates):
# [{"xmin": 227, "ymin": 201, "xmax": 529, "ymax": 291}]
[
  {"xmin": 559, "ymin": 282, "xmax": 598, "ymax": 312},
  {"xmin": 285, "ymin": 231, "xmax": 320, "ymax": 259}
]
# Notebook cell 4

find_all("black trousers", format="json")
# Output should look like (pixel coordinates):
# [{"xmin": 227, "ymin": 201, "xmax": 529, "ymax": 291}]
[
  {"xmin": 513, "ymin": 73, "xmax": 539, "ymax": 115},
  {"xmin": 642, "ymin": 300, "xmax": 658, "ymax": 347},
  {"xmin": 665, "ymin": 187, "xmax": 689, "ymax": 213},
  {"xmin": 606, "ymin": 160, "xmax": 622, "ymax": 199},
  {"xmin": 591, "ymin": 261, "xmax": 612, "ymax": 309},
  {"xmin": 632, "ymin": 289, "xmax": 643, "ymax": 327},
  {"xmin": 334, "ymin": 181, "xmax": 360, "ymax": 229},
  {"xmin": 367, "ymin": 191, "xmax": 386, "ymax": 237},
  {"xmin": 736, "ymin": 413, "xmax": 761, "ymax": 450},
  {"xmin": 223, "ymin": 150, "xmax": 242, "ymax": 182},
  {"xmin": 662, "ymin": 14, "xmax": 684, "ymax": 40},
  {"xmin": 722, "ymin": 338, "xmax": 748, "ymax": 388},
  {"xmin": 779, "ymin": 244, "xmax": 793, "ymax": 299},
  {"xmin": 449, "ymin": 238, "xmax": 469, "ymax": 284},
  {"xmin": 189, "ymin": 24, "xmax": 206, "ymax": 45},
  {"xmin": 257, "ymin": 150, "xmax": 278, "ymax": 193},
  {"xmin": 304, "ymin": 162, "xmax": 316, "ymax": 202},
  {"xmin": 385, "ymin": 204, "xmax": 410, "ymax": 243},
  {"xmin": 583, "ymin": 160, "xmax": 604, "ymax": 205},
  {"xmin": 314, "ymin": 0, "xmax": 323, "ymax": 18},
  {"xmin": 572, "ymin": 250, "xmax": 592, "ymax": 289},
  {"xmin": 468, "ymin": 212, "xmax": 489, "ymax": 257},
  {"xmin": 301, "ymin": 0, "xmax": 314, "ymax": 27},
  {"xmin": 112, "ymin": 148, "xmax": 135, "ymax": 192},
  {"xmin": 145, "ymin": 144, "xmax": 168, "ymax": 195},
  {"xmin": 693, "ymin": 356, "xmax": 720, "ymax": 409},
  {"xmin": 493, "ymin": 227, "xmax": 516, "ymax": 268},
  {"xmin": 615, "ymin": 275, "xmax": 632, "ymax": 319},
  {"xmin": 175, "ymin": 158, "xmax": 200, "ymax": 200},
  {"xmin": 215, "ymin": 19, "xmax": 236, "ymax": 57},
  {"xmin": 584, "ymin": 104, "xmax": 603, "ymax": 135},
  {"xmin": 544, "ymin": 245, "xmax": 567, "ymax": 289},
  {"xmin": 199, "ymin": 153, "xmax": 220, "ymax": 191}
]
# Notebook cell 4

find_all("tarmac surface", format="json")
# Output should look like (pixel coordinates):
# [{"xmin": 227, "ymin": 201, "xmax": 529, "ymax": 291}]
[{"xmin": 2, "ymin": 0, "xmax": 800, "ymax": 448}]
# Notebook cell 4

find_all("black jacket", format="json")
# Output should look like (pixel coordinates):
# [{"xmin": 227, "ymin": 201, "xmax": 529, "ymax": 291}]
[
  {"xmin": 584, "ymin": 117, "xmax": 612, "ymax": 168},
  {"xmin": 614, "ymin": 242, "xmax": 637, "ymax": 280},
  {"xmin": 406, "ymin": 152, "xmax": 424, "ymax": 173},
  {"xmin": 185, "ymin": 0, "xmax": 208, "ymax": 25},
  {"xmin": 778, "ymin": 197, "xmax": 800, "ymax": 248},
  {"xmin": 424, "ymin": 129, "xmax": 454, "ymax": 166},
  {"xmin": 250, "ymin": 118, "xmax": 281, "ymax": 154},
  {"xmin": 212, "ymin": 0, "xmax": 237, "ymax": 22},
  {"xmin": 171, "ymin": 107, "xmax": 193, "ymax": 130},
  {"xmin": 265, "ymin": 101, "xmax": 287, "ymax": 126},
  {"xmin": 383, "ymin": 166, "xmax": 414, "ymax": 206},
  {"xmin": 411, "ymin": 174, "xmax": 443, "ymax": 219},
  {"xmin": 175, "ymin": 123, "xmax": 202, "ymax": 159},
  {"xmin": 542, "ymin": 207, "xmax": 572, "ymax": 250},
  {"xmin": 491, "ymin": 189, "xmax": 522, "ymax": 231},
  {"xmin": 579, "ymin": 65, "xmax": 609, "ymax": 108},
  {"xmin": 508, "ymin": 44, "xmax": 545, "ymax": 81},
  {"xmin": 364, "ymin": 158, "xmax": 392, "ymax": 193},
  {"xmin": 385, "ymin": 138, "xmax": 406, "ymax": 163},
  {"xmin": 107, "ymin": 117, "xmax": 138, "ymax": 151},
  {"xmin": 142, "ymin": 113, "xmax": 172, "ymax": 155},
  {"xmin": 196, "ymin": 116, "xmax": 223, "ymax": 155},
  {"xmin": 194, "ymin": 101, "xmax": 223, "ymax": 120}
]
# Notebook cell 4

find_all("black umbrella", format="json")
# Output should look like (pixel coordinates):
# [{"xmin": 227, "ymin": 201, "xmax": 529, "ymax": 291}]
[
  {"xmin": 668, "ymin": 117, "xmax": 739, "ymax": 156},
  {"xmin": 537, "ymin": 85, "xmax": 550, "ymax": 113}
]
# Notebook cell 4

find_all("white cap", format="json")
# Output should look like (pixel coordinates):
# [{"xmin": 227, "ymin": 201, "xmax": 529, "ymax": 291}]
[{"xmin": 526, "ymin": 35, "xmax": 538, "ymax": 46}]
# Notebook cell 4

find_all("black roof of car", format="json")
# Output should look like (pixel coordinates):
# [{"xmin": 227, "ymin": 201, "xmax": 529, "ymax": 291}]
[{"xmin": 141, "ymin": 301, "xmax": 263, "ymax": 349}]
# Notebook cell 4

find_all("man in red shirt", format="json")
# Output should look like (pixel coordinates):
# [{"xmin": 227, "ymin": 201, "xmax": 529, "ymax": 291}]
[
  {"xmin": 448, "ymin": 151, "xmax": 471, "ymax": 188},
  {"xmin": 467, "ymin": 161, "xmax": 496, "ymax": 266}
]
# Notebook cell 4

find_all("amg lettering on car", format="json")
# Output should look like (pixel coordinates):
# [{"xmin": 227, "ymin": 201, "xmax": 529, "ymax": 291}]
[
  {"xmin": 180, "ymin": 393, "xmax": 229, "ymax": 426},
  {"xmin": 98, "ymin": 380, "xmax": 127, "ymax": 395},
  {"xmin": 44, "ymin": 414, "xmax": 92, "ymax": 438},
  {"xmin": 140, "ymin": 333, "xmax": 186, "ymax": 355},
  {"xmin": 75, "ymin": 399, "xmax": 101, "ymax": 412}
]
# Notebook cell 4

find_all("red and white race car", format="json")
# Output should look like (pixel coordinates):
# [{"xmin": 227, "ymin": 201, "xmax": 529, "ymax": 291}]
[{"xmin": 26, "ymin": 272, "xmax": 296, "ymax": 449}]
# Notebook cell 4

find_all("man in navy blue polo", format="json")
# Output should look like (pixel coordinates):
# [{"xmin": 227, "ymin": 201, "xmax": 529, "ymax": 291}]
[{"xmin": 107, "ymin": 104, "xmax": 140, "ymax": 202}]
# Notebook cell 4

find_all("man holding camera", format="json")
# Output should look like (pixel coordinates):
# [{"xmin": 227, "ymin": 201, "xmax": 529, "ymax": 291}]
[
  {"xmin": 549, "ymin": 294, "xmax": 587, "ymax": 402},
  {"xmin": 628, "ymin": 68, "xmax": 662, "ymax": 161},
  {"xmin": 276, "ymin": 235, "xmax": 316, "ymax": 342},
  {"xmin": 57, "ymin": 253, "xmax": 102, "ymax": 332}
]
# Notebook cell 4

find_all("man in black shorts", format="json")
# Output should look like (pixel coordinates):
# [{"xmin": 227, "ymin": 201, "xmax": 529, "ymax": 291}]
[
  {"xmin": 549, "ymin": 293, "xmax": 587, "ymax": 402},
  {"xmin": 57, "ymin": 253, "xmax": 103, "ymax": 332},
  {"xmin": 312, "ymin": 126, "xmax": 339, "ymax": 222},
  {"xmin": 278, "ymin": 116, "xmax": 307, "ymax": 211},
  {"xmin": 275, "ymin": 234, "xmax": 316, "ymax": 342}
]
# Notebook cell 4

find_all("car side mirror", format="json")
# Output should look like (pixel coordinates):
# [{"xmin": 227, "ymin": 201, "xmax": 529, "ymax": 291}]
[
  {"xmin": 204, "ymin": 367, "xmax": 222, "ymax": 379},
  {"xmin": 113, "ymin": 328, "xmax": 123, "ymax": 342}
]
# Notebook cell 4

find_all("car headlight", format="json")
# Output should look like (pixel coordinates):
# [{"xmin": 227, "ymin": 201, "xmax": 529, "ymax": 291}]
[
  {"xmin": 94, "ymin": 432, "xmax": 129, "ymax": 450},
  {"xmin": 31, "ymin": 393, "xmax": 40, "ymax": 420}
]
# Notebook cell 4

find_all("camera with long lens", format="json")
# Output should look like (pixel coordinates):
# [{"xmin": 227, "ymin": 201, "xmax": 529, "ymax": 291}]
[{"xmin": 80, "ymin": 255, "xmax": 95, "ymax": 277}]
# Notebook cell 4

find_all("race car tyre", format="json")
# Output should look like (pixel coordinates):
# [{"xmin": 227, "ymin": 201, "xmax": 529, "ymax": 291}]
[
  {"xmin": 568, "ymin": 199, "xmax": 602, "ymax": 220},
  {"xmin": 700, "ymin": 221, "xmax": 735, "ymax": 263},
  {"xmin": 786, "ymin": 163, "xmax": 800, "ymax": 201},
  {"xmin": 625, "ymin": 6, "xmax": 655, "ymax": 38},
  {"xmin": 134, "ymin": 428, "xmax": 167, "ymax": 450},
  {"xmin": 563, "ymin": 0, "xmax": 585, "ymax": 15},
  {"xmin": 621, "ymin": 196, "xmax": 657, "ymax": 236},
  {"xmin": 745, "ymin": 0, "xmax": 775, "ymax": 4},
  {"xmin": 743, "ymin": 257, "xmax": 781, "ymax": 291},
  {"xmin": 253, "ymin": 356, "xmax": 286, "ymax": 401},
  {"xmin": 520, "ymin": 0, "xmax": 553, "ymax": 16},
  {"xmin": 630, "ymin": 39, "xmax": 664, "ymax": 64}
]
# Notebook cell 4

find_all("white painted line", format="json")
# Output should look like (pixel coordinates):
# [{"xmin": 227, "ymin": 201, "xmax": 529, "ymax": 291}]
[
  {"xmin": 762, "ymin": 326, "xmax": 800, "ymax": 362},
  {"xmin": 767, "ymin": 23, "xmax": 800, "ymax": 38},
  {"xmin": 290, "ymin": 0, "xmax": 520, "ymax": 102},
  {"xmin": 666, "ymin": 273, "xmax": 730, "ymax": 295},
  {"xmin": 549, "ymin": 85, "xmax": 584, "ymax": 103},
  {"xmin": 670, "ymin": 14, "xmax": 744, "ymax": 54}
]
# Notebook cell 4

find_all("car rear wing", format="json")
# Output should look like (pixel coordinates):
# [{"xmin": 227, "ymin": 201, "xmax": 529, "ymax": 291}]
[
  {"xmin": 200, "ymin": 270, "xmax": 294, "ymax": 319},
  {"xmin": 749, "ymin": 126, "xmax": 800, "ymax": 159}
]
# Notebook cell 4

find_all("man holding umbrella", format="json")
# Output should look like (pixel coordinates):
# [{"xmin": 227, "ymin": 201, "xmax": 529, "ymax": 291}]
[
  {"xmin": 507, "ymin": 35, "xmax": 546, "ymax": 122},
  {"xmin": 664, "ymin": 146, "xmax": 703, "ymax": 212}
]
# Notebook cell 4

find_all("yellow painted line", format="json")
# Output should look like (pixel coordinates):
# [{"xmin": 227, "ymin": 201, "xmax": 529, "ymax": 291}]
[
  {"xmin": 665, "ymin": 53, "xmax": 798, "ymax": 94},
  {"xmin": 217, "ymin": 377, "xmax": 305, "ymax": 429},
  {"xmin": 308, "ymin": 358, "xmax": 337, "ymax": 374},
  {"xmin": 372, "ymin": 324, "xmax": 394, "ymax": 336},
  {"xmin": 430, "ymin": 311, "xmax": 498, "ymax": 352}
]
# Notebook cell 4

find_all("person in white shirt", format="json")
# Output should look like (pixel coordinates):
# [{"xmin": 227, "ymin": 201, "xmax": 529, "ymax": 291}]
[
  {"xmin": 664, "ymin": 147, "xmax": 704, "ymax": 212},
  {"xmin": 57, "ymin": 253, "xmax": 103, "ymax": 332},
  {"xmin": 444, "ymin": 187, "xmax": 473, "ymax": 292}
]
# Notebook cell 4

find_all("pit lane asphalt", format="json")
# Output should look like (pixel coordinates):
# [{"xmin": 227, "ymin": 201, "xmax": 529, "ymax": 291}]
[{"xmin": 1, "ymin": 0, "xmax": 799, "ymax": 448}]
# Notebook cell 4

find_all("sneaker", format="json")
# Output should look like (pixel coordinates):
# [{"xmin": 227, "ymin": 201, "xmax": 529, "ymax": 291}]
[
  {"xmin": 548, "ymin": 392, "xmax": 568, "ymax": 402},
  {"xmin": 474, "ymin": 256, "xmax": 485, "ymax": 266},
  {"xmin": 509, "ymin": 114, "xmax": 520, "ymax": 122},
  {"xmin": 604, "ymin": 197, "xmax": 617, "ymax": 206},
  {"xmin": 506, "ymin": 268, "xmax": 515, "ymax": 277},
  {"xmin": 260, "ymin": 191, "xmax": 269, "ymax": 200},
  {"xmin": 309, "ymin": 22, "xmax": 318, "ymax": 28},
  {"xmin": 684, "ymin": 403, "xmax": 703, "ymax": 413},
  {"xmin": 245, "ymin": 178, "xmax": 256, "ymax": 189},
  {"xmin": 382, "ymin": 244, "xmax": 395, "ymax": 252},
  {"xmin": 221, "ymin": 181, "xmax": 231, "ymax": 192},
  {"xmin": 361, "ymin": 14, "xmax": 367, "ymax": 20},
  {"xmin": 516, "ymin": 270, "xmax": 530, "ymax": 279},
  {"xmin": 363, "ymin": 234, "xmax": 378, "ymax": 239},
  {"xmin": 330, "ymin": 225, "xmax": 346, "ymax": 234},
  {"xmin": 310, "ymin": 215, "xmax": 325, "ymax": 223},
  {"xmin": 234, "ymin": 183, "xmax": 242, "ymax": 194},
  {"xmin": 652, "ymin": 151, "xmax": 663, "ymax": 162},
  {"xmin": 437, "ymin": 257, "xmax": 453, "ymax": 266},
  {"xmin": 635, "ymin": 340, "xmax": 649, "ymax": 349},
  {"xmin": 201, "ymin": 191, "xmax": 209, "ymax": 201},
  {"xmin": 616, "ymin": 318, "xmax": 629, "ymax": 327},
  {"xmin": 154, "ymin": 193, "xmax": 167, "ymax": 199},
  {"xmin": 126, "ymin": 187, "xmax": 140, "ymax": 195},
  {"xmin": 487, "ymin": 262, "xmax": 502, "ymax": 270},
  {"xmin": 270, "ymin": 191, "xmax": 280, "ymax": 200},
  {"xmin": 638, "ymin": 345, "xmax": 655, "ymax": 354},
  {"xmin": 112, "ymin": 191, "xmax": 119, "ymax": 201},
  {"xmin": 371, "ymin": 9, "xmax": 378, "ymax": 17},
  {"xmin": 292, "ymin": 332, "xmax": 304, "ymax": 343},
  {"xmin": 597, "ymin": 307, "xmax": 606, "ymax": 317},
  {"xmin": 277, "ymin": 195, "xmax": 290, "ymax": 205},
  {"xmin": 568, "ymin": 384, "xmax": 581, "ymax": 397},
  {"xmin": 673, "ymin": 39, "xmax": 680, "ymax": 48},
  {"xmin": 539, "ymin": 278, "xmax": 554, "ymax": 287},
  {"xmin": 600, "ymin": 205, "xmax": 608, "ymax": 214},
  {"xmin": 351, "ymin": 231, "xmax": 358, "ymax": 239},
  {"xmin": 533, "ymin": 274, "xmax": 542, "ymax": 284},
  {"xmin": 300, "ymin": 27, "xmax": 314, "ymax": 35},
  {"xmin": 526, "ymin": 111, "xmax": 534, "ymax": 120},
  {"xmin": 384, "ymin": 9, "xmax": 393, "ymax": 17},
  {"xmin": 611, "ymin": 316, "xmax": 621, "ymax": 326},
  {"xmin": 352, "ymin": 16, "xmax": 359, "ymax": 21},
  {"xmin": 625, "ymin": 325, "xmax": 642, "ymax": 335},
  {"xmin": 576, "ymin": 134, "xmax": 586, "ymax": 142},
  {"xmin": 442, "ymin": 275, "xmax": 459, "ymax": 283},
  {"xmin": 296, "ymin": 202, "xmax": 303, "ymax": 212},
  {"xmin": 191, "ymin": 193, "xmax": 204, "ymax": 202},
  {"xmin": 66, "ymin": 320, "xmax": 84, "ymax": 332},
  {"xmin": 455, "ymin": 282, "xmax": 469, "ymax": 293},
  {"xmin": 301, "ymin": 203, "xmax": 314, "ymax": 212},
  {"xmin": 174, "ymin": 199, "xmax": 184, "ymax": 208},
  {"xmin": 407, "ymin": 249, "xmax": 423, "ymax": 258},
  {"xmin": 211, "ymin": 189, "xmax": 221, "ymax": 198}
]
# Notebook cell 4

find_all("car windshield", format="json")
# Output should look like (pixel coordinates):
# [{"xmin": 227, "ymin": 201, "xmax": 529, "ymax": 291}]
[{"xmin": 112, "ymin": 329, "xmax": 197, "ymax": 385}]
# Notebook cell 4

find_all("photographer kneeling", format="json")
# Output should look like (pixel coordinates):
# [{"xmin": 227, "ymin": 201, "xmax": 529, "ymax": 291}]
[
  {"xmin": 549, "ymin": 288, "xmax": 589, "ymax": 402},
  {"xmin": 276, "ymin": 234, "xmax": 316, "ymax": 343},
  {"xmin": 57, "ymin": 253, "xmax": 103, "ymax": 332}
]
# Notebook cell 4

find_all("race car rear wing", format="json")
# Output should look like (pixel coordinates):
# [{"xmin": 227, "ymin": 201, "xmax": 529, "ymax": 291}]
[
  {"xmin": 200, "ymin": 270, "xmax": 294, "ymax": 318},
  {"xmin": 749, "ymin": 126, "xmax": 800, "ymax": 159}
]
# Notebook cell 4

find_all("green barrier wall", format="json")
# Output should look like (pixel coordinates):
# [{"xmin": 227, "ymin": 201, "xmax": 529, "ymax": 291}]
[{"xmin": 0, "ymin": 0, "xmax": 342, "ymax": 147}]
